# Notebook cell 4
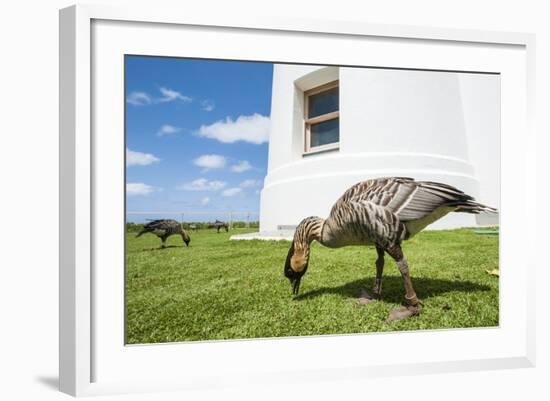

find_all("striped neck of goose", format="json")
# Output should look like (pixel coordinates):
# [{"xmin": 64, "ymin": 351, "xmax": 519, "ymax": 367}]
[
  {"xmin": 293, "ymin": 216, "xmax": 324, "ymax": 247},
  {"xmin": 290, "ymin": 217, "xmax": 324, "ymax": 273}
]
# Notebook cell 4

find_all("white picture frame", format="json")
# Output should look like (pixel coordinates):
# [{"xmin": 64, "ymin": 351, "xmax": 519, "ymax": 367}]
[{"xmin": 59, "ymin": 4, "xmax": 536, "ymax": 397}]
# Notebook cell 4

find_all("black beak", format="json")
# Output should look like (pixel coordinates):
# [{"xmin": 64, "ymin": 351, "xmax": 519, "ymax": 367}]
[{"xmin": 291, "ymin": 277, "xmax": 301, "ymax": 297}]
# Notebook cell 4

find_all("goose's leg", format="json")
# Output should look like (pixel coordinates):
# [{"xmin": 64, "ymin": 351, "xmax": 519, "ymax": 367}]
[
  {"xmin": 358, "ymin": 246, "xmax": 385, "ymax": 305},
  {"xmin": 385, "ymin": 244, "xmax": 420, "ymax": 322},
  {"xmin": 373, "ymin": 246, "xmax": 385, "ymax": 299},
  {"xmin": 160, "ymin": 236, "xmax": 167, "ymax": 249}
]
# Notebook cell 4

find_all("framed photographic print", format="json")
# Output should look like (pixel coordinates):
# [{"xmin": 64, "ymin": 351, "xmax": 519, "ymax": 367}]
[{"xmin": 59, "ymin": 4, "xmax": 536, "ymax": 397}]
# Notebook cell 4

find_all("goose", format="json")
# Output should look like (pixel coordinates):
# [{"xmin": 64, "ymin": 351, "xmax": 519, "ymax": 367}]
[
  {"xmin": 136, "ymin": 219, "xmax": 191, "ymax": 248},
  {"xmin": 208, "ymin": 220, "xmax": 229, "ymax": 233},
  {"xmin": 283, "ymin": 177, "xmax": 496, "ymax": 322}
]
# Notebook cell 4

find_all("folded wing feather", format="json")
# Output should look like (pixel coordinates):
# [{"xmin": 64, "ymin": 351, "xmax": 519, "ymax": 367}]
[{"xmin": 339, "ymin": 178, "xmax": 475, "ymax": 237}]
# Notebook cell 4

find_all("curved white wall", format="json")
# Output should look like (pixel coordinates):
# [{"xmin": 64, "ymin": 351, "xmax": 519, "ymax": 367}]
[{"xmin": 260, "ymin": 65, "xmax": 500, "ymax": 232}]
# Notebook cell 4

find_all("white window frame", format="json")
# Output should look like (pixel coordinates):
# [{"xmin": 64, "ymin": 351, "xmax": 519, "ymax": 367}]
[{"xmin": 304, "ymin": 80, "xmax": 340, "ymax": 154}]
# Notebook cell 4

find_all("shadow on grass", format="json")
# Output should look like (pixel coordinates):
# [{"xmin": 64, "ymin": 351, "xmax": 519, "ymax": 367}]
[
  {"xmin": 137, "ymin": 245, "xmax": 187, "ymax": 252},
  {"xmin": 296, "ymin": 276, "xmax": 491, "ymax": 303}
]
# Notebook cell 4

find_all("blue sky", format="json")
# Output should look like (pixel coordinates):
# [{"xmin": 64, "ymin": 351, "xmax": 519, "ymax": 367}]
[{"xmin": 125, "ymin": 56, "xmax": 273, "ymax": 223}]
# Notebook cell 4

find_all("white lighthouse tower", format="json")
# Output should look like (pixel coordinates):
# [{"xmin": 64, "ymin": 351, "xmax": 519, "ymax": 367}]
[{"xmin": 255, "ymin": 65, "xmax": 499, "ymax": 237}]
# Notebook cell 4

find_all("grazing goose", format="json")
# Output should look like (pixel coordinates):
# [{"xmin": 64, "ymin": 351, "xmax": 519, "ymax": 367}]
[
  {"xmin": 136, "ymin": 219, "xmax": 191, "ymax": 248},
  {"xmin": 208, "ymin": 220, "xmax": 229, "ymax": 233},
  {"xmin": 283, "ymin": 177, "xmax": 496, "ymax": 322}
]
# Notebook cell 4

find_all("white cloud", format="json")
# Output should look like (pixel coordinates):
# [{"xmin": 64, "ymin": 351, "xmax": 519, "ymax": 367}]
[
  {"xmin": 201, "ymin": 197, "xmax": 210, "ymax": 206},
  {"xmin": 193, "ymin": 154, "xmax": 226, "ymax": 170},
  {"xmin": 126, "ymin": 149, "xmax": 160, "ymax": 166},
  {"xmin": 201, "ymin": 99, "xmax": 215, "ymax": 112},
  {"xmin": 197, "ymin": 113, "xmax": 270, "ymax": 144},
  {"xmin": 156, "ymin": 124, "xmax": 181, "ymax": 137},
  {"xmin": 231, "ymin": 160, "xmax": 252, "ymax": 173},
  {"xmin": 126, "ymin": 182, "xmax": 156, "ymax": 196},
  {"xmin": 126, "ymin": 91, "xmax": 152, "ymax": 106},
  {"xmin": 222, "ymin": 187, "xmax": 242, "ymax": 197},
  {"xmin": 126, "ymin": 88, "xmax": 192, "ymax": 106},
  {"xmin": 157, "ymin": 87, "xmax": 192, "ymax": 103},
  {"xmin": 178, "ymin": 178, "xmax": 227, "ymax": 192},
  {"xmin": 240, "ymin": 179, "xmax": 260, "ymax": 188}
]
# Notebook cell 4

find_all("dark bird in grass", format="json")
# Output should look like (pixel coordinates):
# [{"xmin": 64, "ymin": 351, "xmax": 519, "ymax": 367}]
[
  {"xmin": 208, "ymin": 220, "xmax": 229, "ymax": 233},
  {"xmin": 136, "ymin": 219, "xmax": 191, "ymax": 248},
  {"xmin": 283, "ymin": 177, "xmax": 497, "ymax": 322}
]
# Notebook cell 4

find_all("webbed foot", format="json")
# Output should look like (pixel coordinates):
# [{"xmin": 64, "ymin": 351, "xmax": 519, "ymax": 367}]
[
  {"xmin": 357, "ymin": 288, "xmax": 380, "ymax": 305},
  {"xmin": 386, "ymin": 304, "xmax": 420, "ymax": 322}
]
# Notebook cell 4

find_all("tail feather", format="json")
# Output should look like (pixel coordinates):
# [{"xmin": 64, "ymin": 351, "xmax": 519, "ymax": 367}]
[
  {"xmin": 452, "ymin": 200, "xmax": 498, "ymax": 214},
  {"xmin": 417, "ymin": 181, "xmax": 497, "ymax": 214}
]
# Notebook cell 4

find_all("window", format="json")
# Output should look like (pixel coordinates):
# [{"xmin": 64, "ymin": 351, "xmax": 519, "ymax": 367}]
[{"xmin": 304, "ymin": 80, "xmax": 339, "ymax": 153}]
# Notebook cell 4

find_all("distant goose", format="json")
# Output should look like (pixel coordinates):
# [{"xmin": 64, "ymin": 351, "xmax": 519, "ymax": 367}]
[
  {"xmin": 136, "ymin": 219, "xmax": 191, "ymax": 248},
  {"xmin": 208, "ymin": 220, "xmax": 229, "ymax": 233},
  {"xmin": 284, "ymin": 177, "xmax": 496, "ymax": 322}
]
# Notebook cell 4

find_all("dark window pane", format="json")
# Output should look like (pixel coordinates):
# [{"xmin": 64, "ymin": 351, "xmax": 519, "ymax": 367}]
[
  {"xmin": 310, "ymin": 118, "xmax": 339, "ymax": 148},
  {"xmin": 308, "ymin": 87, "xmax": 339, "ymax": 118}
]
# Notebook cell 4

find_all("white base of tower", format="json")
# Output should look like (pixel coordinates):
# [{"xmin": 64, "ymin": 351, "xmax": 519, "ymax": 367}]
[{"xmin": 259, "ymin": 152, "xmax": 483, "ymax": 232}]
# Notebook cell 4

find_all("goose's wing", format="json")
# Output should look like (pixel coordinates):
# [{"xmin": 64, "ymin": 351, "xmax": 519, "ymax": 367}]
[
  {"xmin": 338, "ymin": 177, "xmax": 473, "ymax": 222},
  {"xmin": 143, "ymin": 219, "xmax": 162, "ymax": 231},
  {"xmin": 143, "ymin": 219, "xmax": 177, "ymax": 232}
]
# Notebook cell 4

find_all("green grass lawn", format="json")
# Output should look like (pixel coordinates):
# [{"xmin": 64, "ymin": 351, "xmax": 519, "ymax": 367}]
[{"xmin": 125, "ymin": 227, "xmax": 499, "ymax": 344}]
